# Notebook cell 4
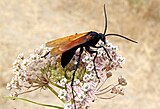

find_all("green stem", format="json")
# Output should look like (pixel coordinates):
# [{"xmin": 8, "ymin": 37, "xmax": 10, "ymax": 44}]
[
  {"xmin": 47, "ymin": 85, "xmax": 59, "ymax": 97},
  {"xmin": 47, "ymin": 85, "xmax": 64, "ymax": 103},
  {"xmin": 49, "ymin": 81, "xmax": 64, "ymax": 89},
  {"xmin": 6, "ymin": 96, "xmax": 63, "ymax": 109}
]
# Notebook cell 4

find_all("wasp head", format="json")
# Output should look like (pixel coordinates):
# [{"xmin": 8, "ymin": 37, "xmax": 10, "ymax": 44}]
[{"xmin": 99, "ymin": 33, "xmax": 106, "ymax": 45}]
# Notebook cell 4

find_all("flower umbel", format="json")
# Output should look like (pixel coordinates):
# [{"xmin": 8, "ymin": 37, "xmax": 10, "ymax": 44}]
[{"xmin": 7, "ymin": 41, "xmax": 127, "ymax": 109}]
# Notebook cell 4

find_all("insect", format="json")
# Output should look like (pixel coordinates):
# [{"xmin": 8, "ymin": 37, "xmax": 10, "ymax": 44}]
[
  {"xmin": 45, "ymin": 4, "xmax": 137, "ymax": 79},
  {"xmin": 45, "ymin": 4, "xmax": 137, "ymax": 108}
]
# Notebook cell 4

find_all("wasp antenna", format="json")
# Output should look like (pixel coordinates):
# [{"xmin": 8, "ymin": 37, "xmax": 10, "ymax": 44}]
[
  {"xmin": 105, "ymin": 33, "xmax": 138, "ymax": 43},
  {"xmin": 103, "ymin": 4, "xmax": 108, "ymax": 35}
]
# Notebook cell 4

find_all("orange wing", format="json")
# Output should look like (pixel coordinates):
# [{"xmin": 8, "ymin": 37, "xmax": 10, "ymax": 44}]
[
  {"xmin": 60, "ymin": 34, "xmax": 92, "ymax": 51},
  {"xmin": 49, "ymin": 36, "xmax": 86, "ymax": 55},
  {"xmin": 50, "ymin": 47, "xmax": 63, "ymax": 55},
  {"xmin": 46, "ymin": 32, "xmax": 92, "ymax": 55},
  {"xmin": 46, "ymin": 32, "xmax": 89, "ymax": 47}
]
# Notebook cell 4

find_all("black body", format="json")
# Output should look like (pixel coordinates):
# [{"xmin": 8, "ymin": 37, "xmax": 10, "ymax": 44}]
[{"xmin": 61, "ymin": 31, "xmax": 102, "ymax": 68}]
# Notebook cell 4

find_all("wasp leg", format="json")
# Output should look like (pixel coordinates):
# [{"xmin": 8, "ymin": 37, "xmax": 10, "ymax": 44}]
[
  {"xmin": 71, "ymin": 47, "xmax": 83, "ymax": 109},
  {"xmin": 41, "ymin": 51, "xmax": 50, "ymax": 58},
  {"xmin": 92, "ymin": 45, "xmax": 112, "ymax": 61},
  {"xmin": 86, "ymin": 45, "xmax": 112, "ymax": 78}
]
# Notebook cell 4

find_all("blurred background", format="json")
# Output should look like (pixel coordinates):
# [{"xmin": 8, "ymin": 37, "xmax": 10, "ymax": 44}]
[{"xmin": 0, "ymin": 0, "xmax": 160, "ymax": 109}]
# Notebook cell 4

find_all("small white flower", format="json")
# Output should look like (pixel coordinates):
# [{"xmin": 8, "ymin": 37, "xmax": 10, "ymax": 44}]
[
  {"xmin": 10, "ymin": 91, "xmax": 18, "ymax": 97},
  {"xmin": 17, "ymin": 53, "xmax": 24, "ymax": 60},
  {"xmin": 73, "ymin": 79, "xmax": 80, "ymax": 85},
  {"xmin": 106, "ymin": 42, "xmax": 113, "ymax": 49},
  {"xmin": 64, "ymin": 103, "xmax": 74, "ymax": 109},
  {"xmin": 58, "ymin": 89, "xmax": 67, "ymax": 100},
  {"xmin": 82, "ymin": 54, "xmax": 94, "ymax": 63},
  {"xmin": 34, "ymin": 44, "xmax": 46, "ymax": 55},
  {"xmin": 117, "ymin": 55, "xmax": 125, "ymax": 64},
  {"xmin": 97, "ymin": 40, "xmax": 104, "ymax": 45},
  {"xmin": 12, "ymin": 68, "xmax": 20, "ymax": 75},
  {"xmin": 75, "ymin": 91, "xmax": 85, "ymax": 102},
  {"xmin": 82, "ymin": 83, "xmax": 91, "ymax": 92},
  {"xmin": 20, "ymin": 59, "xmax": 28, "ymax": 70},
  {"xmin": 111, "ymin": 46, "xmax": 118, "ymax": 51},
  {"xmin": 11, "ymin": 82, "xmax": 19, "ymax": 89},
  {"xmin": 97, "ymin": 48, "xmax": 104, "ymax": 57},
  {"xmin": 86, "ymin": 62, "xmax": 94, "ymax": 71},
  {"xmin": 57, "ymin": 78, "xmax": 67, "ymax": 87},
  {"xmin": 88, "ymin": 72, "xmax": 96, "ymax": 80},
  {"xmin": 83, "ymin": 74, "xmax": 90, "ymax": 82},
  {"xmin": 82, "ymin": 55, "xmax": 89, "ymax": 63},
  {"xmin": 6, "ymin": 83, "xmax": 12, "ymax": 90}
]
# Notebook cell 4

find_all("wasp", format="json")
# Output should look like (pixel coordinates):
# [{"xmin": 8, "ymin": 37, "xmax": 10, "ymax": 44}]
[
  {"xmin": 45, "ymin": 4, "xmax": 137, "ymax": 108},
  {"xmin": 45, "ymin": 4, "xmax": 137, "ymax": 80}
]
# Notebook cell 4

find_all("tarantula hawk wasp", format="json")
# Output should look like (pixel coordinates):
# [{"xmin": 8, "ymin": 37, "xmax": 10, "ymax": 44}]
[{"xmin": 44, "ymin": 4, "xmax": 137, "ymax": 108}]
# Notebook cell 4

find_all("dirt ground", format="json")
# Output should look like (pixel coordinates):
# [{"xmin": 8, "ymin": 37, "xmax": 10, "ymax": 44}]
[{"xmin": 0, "ymin": 0, "xmax": 160, "ymax": 109}]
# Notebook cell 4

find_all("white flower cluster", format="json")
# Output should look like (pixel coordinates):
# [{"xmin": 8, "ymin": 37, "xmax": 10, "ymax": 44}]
[
  {"xmin": 7, "ymin": 41, "xmax": 127, "ymax": 109},
  {"xmin": 6, "ymin": 45, "xmax": 54, "ymax": 95}
]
